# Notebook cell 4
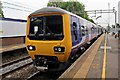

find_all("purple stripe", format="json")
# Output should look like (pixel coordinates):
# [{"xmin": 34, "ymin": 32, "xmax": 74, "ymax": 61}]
[{"xmin": 0, "ymin": 18, "xmax": 27, "ymax": 22}]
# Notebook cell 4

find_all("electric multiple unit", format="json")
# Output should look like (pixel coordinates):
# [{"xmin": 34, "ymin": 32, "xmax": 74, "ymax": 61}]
[{"xmin": 26, "ymin": 7, "xmax": 103, "ymax": 72}]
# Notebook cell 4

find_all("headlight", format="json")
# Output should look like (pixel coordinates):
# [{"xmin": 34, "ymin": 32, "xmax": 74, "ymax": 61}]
[
  {"xmin": 27, "ymin": 45, "xmax": 36, "ymax": 51},
  {"xmin": 58, "ymin": 48, "xmax": 61, "ymax": 52},
  {"xmin": 54, "ymin": 47, "xmax": 65, "ymax": 52},
  {"xmin": 29, "ymin": 46, "xmax": 33, "ymax": 50}
]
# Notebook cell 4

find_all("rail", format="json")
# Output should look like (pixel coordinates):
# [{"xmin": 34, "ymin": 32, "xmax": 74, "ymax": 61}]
[{"xmin": 0, "ymin": 56, "xmax": 32, "ymax": 76}]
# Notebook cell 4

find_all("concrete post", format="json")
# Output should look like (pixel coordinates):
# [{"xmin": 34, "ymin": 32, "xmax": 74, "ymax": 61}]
[{"xmin": 118, "ymin": 1, "xmax": 120, "ymax": 25}]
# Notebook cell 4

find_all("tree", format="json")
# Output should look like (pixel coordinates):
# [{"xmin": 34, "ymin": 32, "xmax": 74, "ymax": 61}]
[
  {"xmin": 47, "ymin": 0, "xmax": 94, "ymax": 23},
  {"xmin": 0, "ymin": 1, "xmax": 4, "ymax": 18}
]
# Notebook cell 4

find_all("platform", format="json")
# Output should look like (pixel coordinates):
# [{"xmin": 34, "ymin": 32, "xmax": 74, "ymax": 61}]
[
  {"xmin": 0, "ymin": 44, "xmax": 25, "ymax": 53},
  {"xmin": 58, "ymin": 33, "xmax": 119, "ymax": 79}
]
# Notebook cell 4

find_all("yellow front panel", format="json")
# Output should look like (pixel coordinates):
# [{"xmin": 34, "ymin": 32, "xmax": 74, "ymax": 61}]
[{"xmin": 26, "ymin": 13, "xmax": 72, "ymax": 62}]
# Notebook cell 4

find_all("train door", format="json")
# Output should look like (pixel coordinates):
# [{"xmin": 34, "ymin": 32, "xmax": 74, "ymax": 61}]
[{"xmin": 70, "ymin": 16, "xmax": 79, "ymax": 47}]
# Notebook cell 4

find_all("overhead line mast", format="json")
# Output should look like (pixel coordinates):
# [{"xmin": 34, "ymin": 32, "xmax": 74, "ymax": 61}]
[{"xmin": 86, "ymin": 8, "xmax": 117, "ymax": 28}]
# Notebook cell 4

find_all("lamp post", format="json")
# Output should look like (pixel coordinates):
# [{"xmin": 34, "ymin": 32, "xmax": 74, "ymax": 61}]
[{"xmin": 113, "ymin": 7, "xmax": 117, "ymax": 32}]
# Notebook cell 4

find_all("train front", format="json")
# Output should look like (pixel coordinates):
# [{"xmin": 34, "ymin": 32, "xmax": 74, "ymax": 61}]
[{"xmin": 26, "ymin": 7, "xmax": 72, "ymax": 71}]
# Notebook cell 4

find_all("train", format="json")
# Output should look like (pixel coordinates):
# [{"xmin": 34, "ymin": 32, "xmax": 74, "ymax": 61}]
[{"xmin": 26, "ymin": 7, "xmax": 103, "ymax": 72}]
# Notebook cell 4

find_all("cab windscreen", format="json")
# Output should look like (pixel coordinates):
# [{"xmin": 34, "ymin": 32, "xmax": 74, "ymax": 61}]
[{"xmin": 28, "ymin": 15, "xmax": 64, "ymax": 40}]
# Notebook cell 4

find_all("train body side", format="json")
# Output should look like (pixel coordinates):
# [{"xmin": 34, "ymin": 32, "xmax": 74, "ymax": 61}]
[{"xmin": 69, "ymin": 15, "xmax": 99, "ymax": 56}]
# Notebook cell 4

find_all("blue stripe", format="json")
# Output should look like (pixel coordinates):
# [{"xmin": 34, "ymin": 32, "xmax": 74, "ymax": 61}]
[{"xmin": 0, "ymin": 18, "xmax": 27, "ymax": 22}]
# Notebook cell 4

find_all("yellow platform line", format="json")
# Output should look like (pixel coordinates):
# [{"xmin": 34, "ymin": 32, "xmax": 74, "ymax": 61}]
[
  {"xmin": 73, "ymin": 34, "xmax": 104, "ymax": 79},
  {"xmin": 102, "ymin": 34, "xmax": 107, "ymax": 80}
]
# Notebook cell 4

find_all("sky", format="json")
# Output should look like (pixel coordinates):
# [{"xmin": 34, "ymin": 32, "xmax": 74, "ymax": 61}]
[{"xmin": 1, "ymin": 0, "xmax": 120, "ymax": 27}]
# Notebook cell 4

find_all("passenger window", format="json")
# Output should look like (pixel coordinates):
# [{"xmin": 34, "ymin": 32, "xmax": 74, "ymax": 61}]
[
  {"xmin": 91, "ymin": 27, "xmax": 94, "ymax": 34},
  {"xmin": 86, "ymin": 29, "xmax": 88, "ymax": 35},
  {"xmin": 79, "ymin": 25, "xmax": 81, "ymax": 36},
  {"xmin": 81, "ymin": 26, "xmax": 85, "ymax": 36},
  {"xmin": 73, "ymin": 22, "xmax": 77, "ymax": 41},
  {"xmin": 94, "ymin": 28, "xmax": 96, "ymax": 33}
]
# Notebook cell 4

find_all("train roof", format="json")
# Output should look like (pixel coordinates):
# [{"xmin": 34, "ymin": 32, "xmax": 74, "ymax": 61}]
[
  {"xmin": 30, "ymin": 7, "xmax": 67, "ymax": 15},
  {"xmin": 30, "ymin": 7, "xmax": 82, "ymax": 19},
  {"xmin": 30, "ymin": 7, "xmax": 96, "ymax": 26}
]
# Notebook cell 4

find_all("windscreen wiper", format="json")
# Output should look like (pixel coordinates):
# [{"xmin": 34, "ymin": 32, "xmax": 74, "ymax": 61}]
[{"xmin": 45, "ymin": 26, "xmax": 55, "ymax": 36}]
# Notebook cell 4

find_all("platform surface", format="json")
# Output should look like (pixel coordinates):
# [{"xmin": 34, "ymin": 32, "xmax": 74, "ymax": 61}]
[
  {"xmin": 59, "ymin": 33, "xmax": 119, "ymax": 80},
  {"xmin": 0, "ymin": 44, "xmax": 25, "ymax": 53}
]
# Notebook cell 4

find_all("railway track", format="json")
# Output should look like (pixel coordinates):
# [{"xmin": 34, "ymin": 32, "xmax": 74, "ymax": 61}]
[
  {"xmin": 2, "ymin": 48, "xmax": 28, "ymax": 63},
  {"xmin": 27, "ymin": 71, "xmax": 40, "ymax": 80},
  {"xmin": 2, "ymin": 41, "xmax": 93, "ymax": 80},
  {"xmin": 1, "ymin": 37, "xmax": 98, "ymax": 80},
  {"xmin": 0, "ymin": 56, "xmax": 30, "ymax": 68},
  {"xmin": 0, "ymin": 56, "xmax": 32, "ymax": 76},
  {"xmin": 26, "ymin": 70, "xmax": 64, "ymax": 80}
]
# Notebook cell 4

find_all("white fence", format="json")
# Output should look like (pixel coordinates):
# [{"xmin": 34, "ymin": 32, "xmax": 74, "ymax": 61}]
[{"xmin": 0, "ymin": 18, "xmax": 26, "ymax": 38}]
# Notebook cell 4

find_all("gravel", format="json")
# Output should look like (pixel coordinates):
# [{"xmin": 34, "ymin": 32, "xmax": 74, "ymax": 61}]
[
  {"xmin": 3, "ymin": 64, "xmax": 37, "ymax": 80},
  {"xmin": 2, "ymin": 49, "xmax": 29, "ymax": 64}
]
